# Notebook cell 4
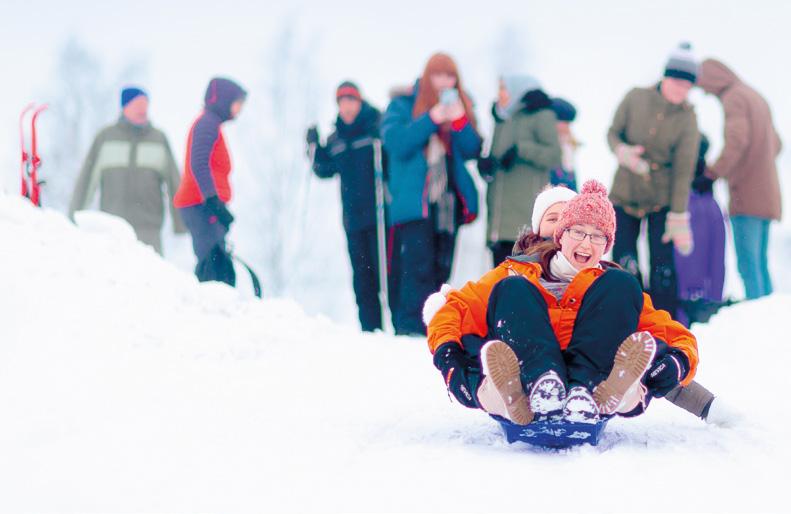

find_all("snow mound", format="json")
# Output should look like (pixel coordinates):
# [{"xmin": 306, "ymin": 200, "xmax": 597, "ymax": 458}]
[{"xmin": 0, "ymin": 194, "xmax": 788, "ymax": 513}]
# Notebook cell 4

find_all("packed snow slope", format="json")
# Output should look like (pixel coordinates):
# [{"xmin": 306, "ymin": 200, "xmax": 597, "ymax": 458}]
[{"xmin": 1, "ymin": 194, "xmax": 788, "ymax": 513}]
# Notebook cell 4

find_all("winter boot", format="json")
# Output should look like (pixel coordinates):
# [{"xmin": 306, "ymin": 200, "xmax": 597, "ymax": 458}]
[
  {"xmin": 479, "ymin": 340, "xmax": 533, "ymax": 425},
  {"xmin": 593, "ymin": 331, "xmax": 657, "ymax": 415},
  {"xmin": 563, "ymin": 386, "xmax": 600, "ymax": 424},
  {"xmin": 528, "ymin": 370, "xmax": 566, "ymax": 418}
]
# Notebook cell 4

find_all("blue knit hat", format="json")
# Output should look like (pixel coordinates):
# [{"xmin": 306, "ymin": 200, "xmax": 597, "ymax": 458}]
[
  {"xmin": 550, "ymin": 98, "xmax": 577, "ymax": 122},
  {"xmin": 121, "ymin": 87, "xmax": 147, "ymax": 108}
]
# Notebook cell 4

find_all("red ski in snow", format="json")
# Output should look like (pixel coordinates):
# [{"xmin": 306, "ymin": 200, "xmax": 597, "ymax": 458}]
[{"xmin": 19, "ymin": 103, "xmax": 48, "ymax": 206}]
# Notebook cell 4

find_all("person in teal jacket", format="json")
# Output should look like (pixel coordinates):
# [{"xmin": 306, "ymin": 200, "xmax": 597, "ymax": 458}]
[{"xmin": 381, "ymin": 52, "xmax": 481, "ymax": 335}]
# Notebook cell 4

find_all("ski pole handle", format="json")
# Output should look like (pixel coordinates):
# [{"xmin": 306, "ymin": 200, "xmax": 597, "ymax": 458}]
[{"xmin": 308, "ymin": 142, "xmax": 317, "ymax": 166}]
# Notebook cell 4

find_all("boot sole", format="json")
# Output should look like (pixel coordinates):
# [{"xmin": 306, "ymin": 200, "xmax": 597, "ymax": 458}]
[
  {"xmin": 593, "ymin": 332, "xmax": 657, "ymax": 415},
  {"xmin": 481, "ymin": 340, "xmax": 534, "ymax": 426}
]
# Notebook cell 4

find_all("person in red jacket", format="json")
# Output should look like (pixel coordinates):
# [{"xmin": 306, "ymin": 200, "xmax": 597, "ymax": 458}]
[
  {"xmin": 428, "ymin": 180, "xmax": 698, "ymax": 426},
  {"xmin": 174, "ymin": 77, "xmax": 246, "ymax": 286}
]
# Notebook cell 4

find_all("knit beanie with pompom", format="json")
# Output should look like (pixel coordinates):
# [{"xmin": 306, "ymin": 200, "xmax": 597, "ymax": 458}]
[{"xmin": 553, "ymin": 179, "xmax": 617, "ymax": 253}]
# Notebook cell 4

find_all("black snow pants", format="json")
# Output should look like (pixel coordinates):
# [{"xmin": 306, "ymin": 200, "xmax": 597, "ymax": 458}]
[{"xmin": 460, "ymin": 270, "xmax": 644, "ymax": 392}]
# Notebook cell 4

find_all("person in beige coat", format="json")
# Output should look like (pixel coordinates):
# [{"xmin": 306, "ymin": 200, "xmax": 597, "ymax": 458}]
[
  {"xmin": 607, "ymin": 43, "xmax": 700, "ymax": 315},
  {"xmin": 698, "ymin": 59, "xmax": 782, "ymax": 299},
  {"xmin": 69, "ymin": 87, "xmax": 186, "ymax": 254}
]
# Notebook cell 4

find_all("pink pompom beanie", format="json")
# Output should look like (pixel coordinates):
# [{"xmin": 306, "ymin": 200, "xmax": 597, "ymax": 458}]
[{"xmin": 553, "ymin": 179, "xmax": 617, "ymax": 252}]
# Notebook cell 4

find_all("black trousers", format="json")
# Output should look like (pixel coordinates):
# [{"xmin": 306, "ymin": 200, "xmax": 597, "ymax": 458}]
[
  {"xmin": 479, "ymin": 270, "xmax": 644, "ymax": 391},
  {"xmin": 612, "ymin": 207, "xmax": 678, "ymax": 315},
  {"xmin": 195, "ymin": 244, "xmax": 236, "ymax": 287},
  {"xmin": 490, "ymin": 241, "xmax": 515, "ymax": 267},
  {"xmin": 389, "ymin": 219, "xmax": 456, "ymax": 336},
  {"xmin": 345, "ymin": 227, "xmax": 383, "ymax": 332}
]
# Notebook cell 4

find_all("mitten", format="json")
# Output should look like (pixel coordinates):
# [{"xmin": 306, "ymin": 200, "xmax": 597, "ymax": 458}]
[
  {"xmin": 645, "ymin": 349, "xmax": 690, "ymax": 398},
  {"xmin": 616, "ymin": 143, "xmax": 649, "ymax": 175},
  {"xmin": 305, "ymin": 126, "xmax": 319, "ymax": 146},
  {"xmin": 433, "ymin": 342, "xmax": 481, "ymax": 409},
  {"xmin": 499, "ymin": 145, "xmax": 518, "ymax": 170},
  {"xmin": 477, "ymin": 155, "xmax": 497, "ymax": 181},
  {"xmin": 205, "ymin": 195, "xmax": 234, "ymax": 229},
  {"xmin": 662, "ymin": 211, "xmax": 693, "ymax": 255}
]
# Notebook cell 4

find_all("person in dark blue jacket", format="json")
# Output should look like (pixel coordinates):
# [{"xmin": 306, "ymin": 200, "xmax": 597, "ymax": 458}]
[
  {"xmin": 381, "ymin": 53, "xmax": 482, "ymax": 336},
  {"xmin": 306, "ymin": 81, "xmax": 389, "ymax": 332}
]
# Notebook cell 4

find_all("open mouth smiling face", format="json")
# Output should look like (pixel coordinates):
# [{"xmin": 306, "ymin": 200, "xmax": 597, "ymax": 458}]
[{"xmin": 560, "ymin": 224, "xmax": 607, "ymax": 271}]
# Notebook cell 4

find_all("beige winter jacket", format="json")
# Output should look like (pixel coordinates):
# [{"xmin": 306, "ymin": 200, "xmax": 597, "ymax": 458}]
[
  {"xmin": 69, "ymin": 116, "xmax": 186, "ymax": 250},
  {"xmin": 608, "ymin": 85, "xmax": 699, "ymax": 217},
  {"xmin": 698, "ymin": 59, "xmax": 782, "ymax": 220}
]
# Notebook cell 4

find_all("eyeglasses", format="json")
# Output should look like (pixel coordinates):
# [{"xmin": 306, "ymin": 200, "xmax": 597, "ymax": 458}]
[{"xmin": 565, "ymin": 228, "xmax": 608, "ymax": 246}]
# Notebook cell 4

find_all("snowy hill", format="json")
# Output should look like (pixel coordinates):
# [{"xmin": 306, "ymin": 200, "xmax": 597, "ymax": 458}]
[{"xmin": 0, "ymin": 194, "xmax": 788, "ymax": 513}]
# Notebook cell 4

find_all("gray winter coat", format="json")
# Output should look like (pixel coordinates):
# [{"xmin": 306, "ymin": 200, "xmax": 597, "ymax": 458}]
[
  {"xmin": 487, "ymin": 107, "xmax": 561, "ymax": 244},
  {"xmin": 69, "ymin": 116, "xmax": 186, "ymax": 252}
]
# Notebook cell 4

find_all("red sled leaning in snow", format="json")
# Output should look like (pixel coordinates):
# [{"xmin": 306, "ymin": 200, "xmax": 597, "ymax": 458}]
[{"xmin": 19, "ymin": 103, "xmax": 48, "ymax": 207}]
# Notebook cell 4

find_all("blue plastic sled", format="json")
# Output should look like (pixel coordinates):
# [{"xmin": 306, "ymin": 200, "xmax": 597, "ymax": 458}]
[{"xmin": 498, "ymin": 417, "xmax": 609, "ymax": 448}]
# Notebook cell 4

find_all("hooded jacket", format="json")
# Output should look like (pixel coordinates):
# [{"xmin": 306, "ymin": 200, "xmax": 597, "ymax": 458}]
[
  {"xmin": 174, "ymin": 78, "xmax": 247, "ymax": 208},
  {"xmin": 698, "ymin": 59, "xmax": 782, "ymax": 220}
]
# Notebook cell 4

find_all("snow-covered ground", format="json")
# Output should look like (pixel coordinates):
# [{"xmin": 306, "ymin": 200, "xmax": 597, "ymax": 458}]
[{"xmin": 1, "ymin": 195, "xmax": 788, "ymax": 513}]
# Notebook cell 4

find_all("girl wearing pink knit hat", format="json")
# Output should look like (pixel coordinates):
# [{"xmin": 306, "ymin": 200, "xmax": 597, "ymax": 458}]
[{"xmin": 427, "ymin": 180, "xmax": 698, "ymax": 428}]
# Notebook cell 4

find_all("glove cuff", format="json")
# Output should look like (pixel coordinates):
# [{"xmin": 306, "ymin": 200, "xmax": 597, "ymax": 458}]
[{"xmin": 668, "ymin": 349, "xmax": 691, "ymax": 382}]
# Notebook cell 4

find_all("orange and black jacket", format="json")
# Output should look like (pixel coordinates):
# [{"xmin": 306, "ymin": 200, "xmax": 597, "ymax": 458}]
[{"xmin": 427, "ymin": 257, "xmax": 698, "ymax": 386}]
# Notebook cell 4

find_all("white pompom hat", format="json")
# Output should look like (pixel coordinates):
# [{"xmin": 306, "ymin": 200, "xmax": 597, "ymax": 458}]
[{"xmin": 531, "ymin": 185, "xmax": 578, "ymax": 234}]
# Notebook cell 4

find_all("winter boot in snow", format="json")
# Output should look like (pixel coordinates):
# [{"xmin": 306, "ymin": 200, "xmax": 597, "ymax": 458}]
[
  {"xmin": 528, "ymin": 370, "xmax": 566, "ymax": 418},
  {"xmin": 563, "ymin": 386, "xmax": 600, "ymax": 423},
  {"xmin": 593, "ymin": 331, "xmax": 657, "ymax": 415},
  {"xmin": 478, "ymin": 340, "xmax": 533, "ymax": 425}
]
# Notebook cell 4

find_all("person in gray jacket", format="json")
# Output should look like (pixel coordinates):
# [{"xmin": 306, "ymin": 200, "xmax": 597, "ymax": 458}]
[
  {"xmin": 479, "ymin": 75, "xmax": 562, "ymax": 266},
  {"xmin": 69, "ymin": 87, "xmax": 186, "ymax": 254}
]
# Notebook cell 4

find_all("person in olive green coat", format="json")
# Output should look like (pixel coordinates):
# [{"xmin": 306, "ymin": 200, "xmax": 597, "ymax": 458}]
[
  {"xmin": 608, "ymin": 43, "xmax": 700, "ymax": 316},
  {"xmin": 69, "ymin": 87, "xmax": 186, "ymax": 254},
  {"xmin": 481, "ymin": 75, "xmax": 562, "ymax": 266}
]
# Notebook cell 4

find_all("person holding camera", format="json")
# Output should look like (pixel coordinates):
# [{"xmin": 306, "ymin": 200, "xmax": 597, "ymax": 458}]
[
  {"xmin": 174, "ymin": 77, "xmax": 247, "ymax": 286},
  {"xmin": 381, "ymin": 52, "xmax": 481, "ymax": 336},
  {"xmin": 479, "ymin": 75, "xmax": 562, "ymax": 267},
  {"xmin": 305, "ymin": 82, "xmax": 387, "ymax": 332}
]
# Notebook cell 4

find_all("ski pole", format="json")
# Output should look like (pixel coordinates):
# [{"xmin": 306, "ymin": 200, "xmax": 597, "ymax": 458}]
[{"xmin": 373, "ymin": 139, "xmax": 392, "ymax": 333}]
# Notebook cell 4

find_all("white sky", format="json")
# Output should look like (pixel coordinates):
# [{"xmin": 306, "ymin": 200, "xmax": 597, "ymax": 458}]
[{"xmin": 3, "ymin": 0, "xmax": 789, "ymax": 223}]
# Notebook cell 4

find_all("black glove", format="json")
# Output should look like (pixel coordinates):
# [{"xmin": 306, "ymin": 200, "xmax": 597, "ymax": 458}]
[
  {"xmin": 645, "ymin": 347, "xmax": 690, "ymax": 398},
  {"xmin": 306, "ymin": 126, "xmax": 319, "ymax": 146},
  {"xmin": 205, "ymin": 195, "xmax": 234, "ymax": 229},
  {"xmin": 433, "ymin": 342, "xmax": 481, "ymax": 409},
  {"xmin": 499, "ymin": 145, "xmax": 518, "ymax": 171},
  {"xmin": 691, "ymin": 174, "xmax": 714, "ymax": 194},
  {"xmin": 477, "ymin": 155, "xmax": 497, "ymax": 181}
]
